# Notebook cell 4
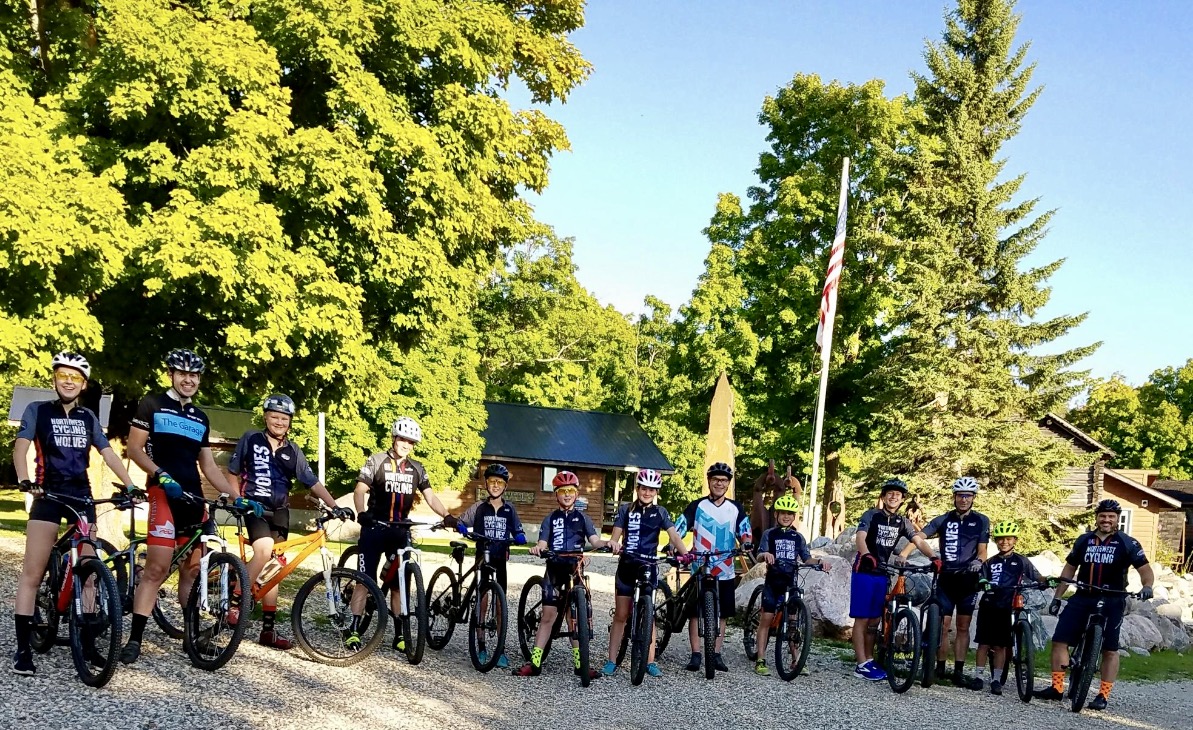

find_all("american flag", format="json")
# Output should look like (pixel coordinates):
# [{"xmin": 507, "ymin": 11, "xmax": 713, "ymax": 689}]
[{"xmin": 815, "ymin": 159, "xmax": 850, "ymax": 350}]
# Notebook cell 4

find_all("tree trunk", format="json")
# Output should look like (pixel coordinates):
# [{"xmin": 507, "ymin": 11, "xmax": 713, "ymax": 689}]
[
  {"xmin": 28, "ymin": 0, "xmax": 53, "ymax": 79},
  {"xmin": 821, "ymin": 450, "xmax": 846, "ymax": 539},
  {"xmin": 88, "ymin": 449, "xmax": 130, "ymax": 550}
]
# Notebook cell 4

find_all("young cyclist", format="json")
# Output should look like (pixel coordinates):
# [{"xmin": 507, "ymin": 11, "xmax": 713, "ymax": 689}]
[
  {"xmin": 11, "ymin": 352, "xmax": 139, "ymax": 676},
  {"xmin": 224, "ymin": 394, "xmax": 352, "ymax": 650},
  {"xmin": 602, "ymin": 469, "xmax": 689, "ymax": 678},
  {"xmin": 971, "ymin": 520, "xmax": 1044, "ymax": 694},
  {"xmin": 514, "ymin": 471, "xmax": 609, "ymax": 679},
  {"xmin": 674, "ymin": 462, "xmax": 752, "ymax": 673},
  {"xmin": 752, "ymin": 494, "xmax": 830, "ymax": 677},
  {"xmin": 453, "ymin": 462, "xmax": 527, "ymax": 668},
  {"xmin": 350, "ymin": 416, "xmax": 453, "ymax": 651}
]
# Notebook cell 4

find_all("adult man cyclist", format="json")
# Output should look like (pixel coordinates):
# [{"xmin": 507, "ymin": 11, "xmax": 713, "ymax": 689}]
[
  {"xmin": 851, "ymin": 478, "xmax": 938, "ymax": 681},
  {"xmin": 674, "ymin": 462, "xmax": 751, "ymax": 673},
  {"xmin": 122, "ymin": 349, "xmax": 234, "ymax": 664},
  {"xmin": 225, "ymin": 394, "xmax": 352, "ymax": 650},
  {"xmin": 1035, "ymin": 499, "xmax": 1154, "ymax": 711},
  {"xmin": 902, "ymin": 476, "xmax": 990, "ymax": 686},
  {"xmin": 11, "ymin": 352, "xmax": 139, "ymax": 676},
  {"xmin": 349, "ymin": 416, "xmax": 453, "ymax": 651}
]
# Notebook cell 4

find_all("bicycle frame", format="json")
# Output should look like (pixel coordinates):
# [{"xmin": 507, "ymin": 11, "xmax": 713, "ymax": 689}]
[
  {"xmin": 239, "ymin": 528, "xmax": 331, "ymax": 601},
  {"xmin": 762, "ymin": 561, "xmax": 818, "ymax": 629}
]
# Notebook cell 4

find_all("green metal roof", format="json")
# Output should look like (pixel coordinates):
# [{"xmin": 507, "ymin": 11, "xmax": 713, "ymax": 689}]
[{"xmin": 481, "ymin": 402, "xmax": 673, "ymax": 473}]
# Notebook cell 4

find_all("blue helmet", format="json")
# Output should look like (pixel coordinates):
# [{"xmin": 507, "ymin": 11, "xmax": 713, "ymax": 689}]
[{"xmin": 880, "ymin": 478, "xmax": 908, "ymax": 495}]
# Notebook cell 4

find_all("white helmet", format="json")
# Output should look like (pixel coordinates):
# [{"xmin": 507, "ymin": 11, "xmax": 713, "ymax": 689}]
[
  {"xmin": 51, "ymin": 351, "xmax": 91, "ymax": 379},
  {"xmin": 951, "ymin": 476, "xmax": 980, "ymax": 494},
  {"xmin": 391, "ymin": 416, "xmax": 422, "ymax": 443},
  {"xmin": 636, "ymin": 469, "xmax": 663, "ymax": 490}
]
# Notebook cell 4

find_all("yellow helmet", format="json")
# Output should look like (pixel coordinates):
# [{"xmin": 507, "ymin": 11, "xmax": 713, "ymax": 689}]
[
  {"xmin": 774, "ymin": 495, "xmax": 801, "ymax": 514},
  {"xmin": 991, "ymin": 520, "xmax": 1020, "ymax": 538}
]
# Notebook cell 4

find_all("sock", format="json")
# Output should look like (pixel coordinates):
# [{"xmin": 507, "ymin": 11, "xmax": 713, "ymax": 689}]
[
  {"xmin": 1099, "ymin": 680, "xmax": 1113, "ymax": 699},
  {"xmin": 974, "ymin": 665, "xmax": 987, "ymax": 679},
  {"xmin": 262, "ymin": 609, "xmax": 276, "ymax": 633},
  {"xmin": 954, "ymin": 660, "xmax": 965, "ymax": 675},
  {"xmin": 572, "ymin": 646, "xmax": 581, "ymax": 669},
  {"xmin": 937, "ymin": 659, "xmax": 946, "ymax": 675},
  {"xmin": 349, "ymin": 614, "xmax": 361, "ymax": 633},
  {"xmin": 129, "ymin": 613, "xmax": 148, "ymax": 644},
  {"xmin": 530, "ymin": 646, "xmax": 544, "ymax": 668},
  {"xmin": 13, "ymin": 614, "xmax": 32, "ymax": 653},
  {"xmin": 1052, "ymin": 671, "xmax": 1065, "ymax": 692}
]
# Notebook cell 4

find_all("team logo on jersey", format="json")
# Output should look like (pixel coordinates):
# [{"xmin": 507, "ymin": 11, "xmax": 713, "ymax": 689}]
[
  {"xmin": 251, "ymin": 443, "xmax": 273, "ymax": 491},
  {"xmin": 944, "ymin": 520, "xmax": 960, "ymax": 562},
  {"xmin": 876, "ymin": 523, "xmax": 900, "ymax": 547},
  {"xmin": 1084, "ymin": 543, "xmax": 1120, "ymax": 565},
  {"xmin": 49, "ymin": 417, "xmax": 89, "ymax": 449},
  {"xmin": 149, "ymin": 520, "xmax": 176, "ymax": 539},
  {"xmin": 625, "ymin": 511, "xmax": 643, "ymax": 552}
]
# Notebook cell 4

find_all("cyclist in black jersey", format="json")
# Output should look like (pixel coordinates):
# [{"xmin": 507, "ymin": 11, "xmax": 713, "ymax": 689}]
[
  {"xmin": 971, "ymin": 520, "xmax": 1043, "ymax": 694},
  {"xmin": 11, "ymin": 352, "xmax": 138, "ymax": 676}
]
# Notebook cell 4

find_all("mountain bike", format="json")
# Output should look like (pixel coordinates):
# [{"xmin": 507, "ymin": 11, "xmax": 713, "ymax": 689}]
[
  {"xmin": 1056, "ymin": 578, "xmax": 1141, "ymax": 713},
  {"xmin": 608, "ymin": 552, "xmax": 675, "ymax": 685},
  {"xmin": 644, "ymin": 547, "xmax": 742, "ymax": 680},
  {"xmin": 918, "ymin": 566, "xmax": 942, "ymax": 688},
  {"xmin": 25, "ymin": 489, "xmax": 128, "ymax": 687},
  {"xmin": 750, "ymin": 560, "xmax": 822, "ymax": 681},
  {"xmin": 337, "ymin": 519, "xmax": 426, "ymax": 665},
  {"xmin": 987, "ymin": 578, "xmax": 1053, "ymax": 703},
  {"xmin": 874, "ymin": 562, "xmax": 935, "ymax": 693},
  {"xmin": 517, "ymin": 549, "xmax": 601, "ymax": 687},
  {"xmin": 423, "ymin": 528, "xmax": 510, "ymax": 672}
]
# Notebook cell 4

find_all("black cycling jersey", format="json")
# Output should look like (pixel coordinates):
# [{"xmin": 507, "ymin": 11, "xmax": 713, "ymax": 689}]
[
  {"xmin": 922, "ymin": 510, "xmax": 990, "ymax": 572},
  {"xmin": 613, "ymin": 501, "xmax": 674, "ymax": 558},
  {"xmin": 356, "ymin": 451, "xmax": 432, "ymax": 522},
  {"xmin": 758, "ymin": 526, "xmax": 811, "ymax": 579},
  {"xmin": 856, "ymin": 508, "xmax": 917, "ymax": 570},
  {"xmin": 980, "ymin": 552, "xmax": 1043, "ymax": 609},
  {"xmin": 539, "ymin": 508, "xmax": 597, "ymax": 554},
  {"xmin": 130, "ymin": 390, "xmax": 210, "ymax": 494},
  {"xmin": 16, "ymin": 400, "xmax": 109, "ymax": 496},
  {"xmin": 459, "ymin": 499, "xmax": 525, "ymax": 552},
  {"xmin": 228, "ymin": 430, "xmax": 318, "ymax": 511},
  {"xmin": 1065, "ymin": 530, "xmax": 1149, "ymax": 593}
]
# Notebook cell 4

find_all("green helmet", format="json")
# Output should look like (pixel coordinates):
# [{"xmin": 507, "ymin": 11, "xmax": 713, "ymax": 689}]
[
  {"xmin": 774, "ymin": 495, "xmax": 801, "ymax": 514},
  {"xmin": 991, "ymin": 520, "xmax": 1020, "ymax": 538}
]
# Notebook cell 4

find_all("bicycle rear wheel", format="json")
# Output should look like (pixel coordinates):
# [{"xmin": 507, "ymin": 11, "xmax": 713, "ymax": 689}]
[
  {"xmin": 629, "ymin": 590, "xmax": 654, "ymax": 686},
  {"xmin": 1070, "ymin": 624, "xmax": 1102, "ymax": 712},
  {"xmin": 292, "ymin": 568, "xmax": 386, "ymax": 666},
  {"xmin": 1014, "ymin": 618, "xmax": 1034, "ymax": 703},
  {"xmin": 517, "ymin": 575, "xmax": 545, "ymax": 662},
  {"xmin": 574, "ymin": 587, "xmax": 592, "ymax": 687},
  {"xmin": 152, "ymin": 572, "xmax": 186, "ymax": 640},
  {"xmin": 885, "ymin": 606, "xmax": 922, "ymax": 693},
  {"xmin": 743, "ymin": 584, "xmax": 764, "ymax": 661},
  {"xmin": 652, "ymin": 580, "xmax": 674, "ymax": 657},
  {"xmin": 401, "ymin": 562, "xmax": 427, "ymax": 665},
  {"xmin": 775, "ymin": 596, "xmax": 812, "ymax": 681},
  {"xmin": 30, "ymin": 550, "xmax": 61, "ymax": 654},
  {"xmin": 469, "ymin": 581, "xmax": 508, "ymax": 673},
  {"xmin": 69, "ymin": 557, "xmax": 122, "ymax": 687},
  {"xmin": 426, "ymin": 566, "xmax": 459, "ymax": 651},
  {"xmin": 920, "ymin": 601, "xmax": 941, "ymax": 688},
  {"xmin": 701, "ymin": 588, "xmax": 717, "ymax": 680},
  {"xmin": 183, "ymin": 552, "xmax": 250, "ymax": 671}
]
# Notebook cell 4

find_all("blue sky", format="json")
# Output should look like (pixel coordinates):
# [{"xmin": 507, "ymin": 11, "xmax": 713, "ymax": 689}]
[{"xmin": 510, "ymin": 1, "xmax": 1192, "ymax": 386}]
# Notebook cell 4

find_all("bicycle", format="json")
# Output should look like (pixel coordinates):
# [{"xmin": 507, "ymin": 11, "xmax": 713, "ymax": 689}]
[
  {"xmin": 423, "ymin": 528, "xmax": 510, "ymax": 672},
  {"xmin": 874, "ymin": 562, "xmax": 936, "ymax": 693},
  {"xmin": 517, "ymin": 549, "xmax": 602, "ymax": 687},
  {"xmin": 984, "ymin": 578, "xmax": 1052, "ymax": 703},
  {"xmin": 1055, "ymin": 577, "xmax": 1141, "ymax": 713},
  {"xmin": 918, "ymin": 566, "xmax": 942, "ymax": 688},
  {"xmin": 25, "ymin": 489, "xmax": 128, "ymax": 687},
  {"xmin": 742, "ymin": 560, "xmax": 822, "ymax": 681},
  {"xmin": 336, "ymin": 519, "xmax": 425, "ymax": 665},
  {"xmin": 608, "ymin": 552, "xmax": 676, "ymax": 685}
]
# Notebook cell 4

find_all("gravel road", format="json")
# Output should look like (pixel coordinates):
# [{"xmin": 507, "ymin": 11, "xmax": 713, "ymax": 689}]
[{"xmin": 1, "ymin": 536, "xmax": 1189, "ymax": 730}]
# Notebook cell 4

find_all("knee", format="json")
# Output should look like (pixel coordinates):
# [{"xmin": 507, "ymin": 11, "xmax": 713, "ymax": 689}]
[{"xmin": 142, "ymin": 561, "xmax": 170, "ymax": 584}]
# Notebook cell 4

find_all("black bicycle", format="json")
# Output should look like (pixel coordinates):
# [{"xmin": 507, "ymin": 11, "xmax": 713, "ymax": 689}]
[
  {"xmin": 918, "ymin": 567, "xmax": 942, "ymax": 688},
  {"xmin": 990, "ymin": 578, "xmax": 1053, "ymax": 703},
  {"xmin": 517, "ymin": 549, "xmax": 601, "ymax": 687},
  {"xmin": 1055, "ymin": 578, "xmax": 1141, "ymax": 713},
  {"xmin": 743, "ymin": 560, "xmax": 822, "ymax": 681},
  {"xmin": 648, "ymin": 547, "xmax": 744, "ymax": 680},
  {"xmin": 609, "ymin": 552, "xmax": 675, "ymax": 685},
  {"xmin": 424, "ymin": 529, "xmax": 511, "ymax": 673}
]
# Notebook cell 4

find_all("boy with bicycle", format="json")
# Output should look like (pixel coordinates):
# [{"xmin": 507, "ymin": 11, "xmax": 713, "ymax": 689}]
[
  {"xmin": 602, "ymin": 469, "xmax": 689, "ymax": 678},
  {"xmin": 752, "ymin": 494, "xmax": 830, "ymax": 677},
  {"xmin": 970, "ymin": 520, "xmax": 1044, "ymax": 694}
]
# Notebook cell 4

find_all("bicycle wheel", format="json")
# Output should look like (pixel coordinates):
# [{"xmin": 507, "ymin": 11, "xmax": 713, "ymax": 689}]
[
  {"xmin": 30, "ymin": 549, "xmax": 61, "ymax": 654},
  {"xmin": 1070, "ymin": 624, "xmax": 1102, "ymax": 712},
  {"xmin": 292, "ymin": 567, "xmax": 387, "ymax": 666},
  {"xmin": 574, "ymin": 587, "xmax": 592, "ymax": 687},
  {"xmin": 1014, "ymin": 618, "xmax": 1034, "ymax": 703},
  {"xmin": 469, "ymin": 581, "xmax": 508, "ymax": 673},
  {"xmin": 884, "ymin": 606, "xmax": 922, "ymax": 693},
  {"xmin": 426, "ymin": 566, "xmax": 459, "ymax": 651},
  {"xmin": 68, "ymin": 557, "xmax": 122, "ymax": 687},
  {"xmin": 652, "ymin": 580, "xmax": 674, "ymax": 658},
  {"xmin": 743, "ymin": 584, "xmax": 764, "ymax": 661},
  {"xmin": 629, "ymin": 590, "xmax": 654, "ymax": 686},
  {"xmin": 920, "ymin": 601, "xmax": 941, "ymax": 688},
  {"xmin": 775, "ymin": 596, "xmax": 812, "ymax": 681},
  {"xmin": 152, "ymin": 573, "xmax": 186, "ymax": 640},
  {"xmin": 401, "ymin": 562, "xmax": 427, "ymax": 665},
  {"xmin": 183, "ymin": 552, "xmax": 250, "ymax": 671},
  {"xmin": 701, "ymin": 588, "xmax": 717, "ymax": 680},
  {"xmin": 517, "ymin": 575, "xmax": 545, "ymax": 661}
]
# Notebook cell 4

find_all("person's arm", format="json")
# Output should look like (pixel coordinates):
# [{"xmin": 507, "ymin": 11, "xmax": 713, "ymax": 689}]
[
  {"xmin": 508, "ymin": 504, "xmax": 525, "ymax": 541},
  {"xmin": 977, "ymin": 516, "xmax": 990, "ymax": 562},
  {"xmin": 664, "ymin": 526, "xmax": 688, "ymax": 555},
  {"xmin": 457, "ymin": 502, "xmax": 480, "ymax": 528},
  {"xmin": 530, "ymin": 514, "xmax": 552, "ymax": 556},
  {"xmin": 608, "ymin": 526, "xmax": 623, "ymax": 554},
  {"xmin": 308, "ymin": 482, "xmax": 338, "ymax": 510},
  {"xmin": 757, "ymin": 529, "xmax": 775, "ymax": 565},
  {"xmin": 1054, "ymin": 562, "xmax": 1077, "ymax": 600},
  {"xmin": 736, "ymin": 502, "xmax": 752, "ymax": 548},
  {"xmin": 899, "ymin": 530, "xmax": 928, "ymax": 559},
  {"xmin": 353, "ymin": 480, "xmax": 370, "ymax": 516},
  {"xmin": 99, "ymin": 447, "xmax": 137, "ymax": 487},
  {"xmin": 13, "ymin": 438, "xmax": 32, "ymax": 484},
  {"xmin": 855, "ymin": 529, "xmax": 870, "ymax": 555},
  {"xmin": 911, "ymin": 533, "xmax": 936, "ymax": 559},
  {"xmin": 420, "ymin": 486, "xmax": 450, "ymax": 519},
  {"xmin": 126, "ymin": 427, "xmax": 158, "ymax": 477},
  {"xmin": 1137, "ymin": 563, "xmax": 1155, "ymax": 588}
]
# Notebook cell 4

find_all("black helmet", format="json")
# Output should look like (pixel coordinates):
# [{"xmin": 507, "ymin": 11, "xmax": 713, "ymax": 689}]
[
  {"xmin": 165, "ymin": 349, "xmax": 205, "ymax": 374},
  {"xmin": 879, "ymin": 478, "xmax": 908, "ymax": 495},
  {"xmin": 483, "ymin": 463, "xmax": 510, "ymax": 482},
  {"xmin": 263, "ymin": 394, "xmax": 296, "ymax": 416},
  {"xmin": 1094, "ymin": 499, "xmax": 1122, "ymax": 515},
  {"xmin": 706, "ymin": 462, "xmax": 733, "ymax": 479}
]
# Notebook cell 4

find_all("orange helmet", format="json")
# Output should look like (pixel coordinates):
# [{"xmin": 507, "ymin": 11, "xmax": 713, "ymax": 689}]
[{"xmin": 552, "ymin": 471, "xmax": 580, "ymax": 489}]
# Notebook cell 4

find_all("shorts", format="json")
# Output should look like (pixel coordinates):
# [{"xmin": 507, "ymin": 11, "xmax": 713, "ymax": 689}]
[
  {"xmin": 146, "ymin": 486, "xmax": 212, "ymax": 549},
  {"xmin": 1052, "ymin": 593, "xmax": 1126, "ymax": 652},
  {"xmin": 684, "ymin": 577, "xmax": 737, "ymax": 620},
  {"xmin": 849, "ymin": 570, "xmax": 888, "ymax": 620},
  {"xmin": 975, "ymin": 604, "xmax": 1013, "ymax": 648},
  {"xmin": 29, "ymin": 496, "xmax": 97, "ymax": 527},
  {"xmin": 761, "ymin": 574, "xmax": 795, "ymax": 613},
  {"xmin": 542, "ymin": 559, "xmax": 578, "ymax": 608},
  {"xmin": 357, "ymin": 523, "xmax": 410, "ymax": 579},
  {"xmin": 245, "ymin": 509, "xmax": 290, "ymax": 543},
  {"xmin": 614, "ymin": 558, "xmax": 658, "ymax": 598},
  {"xmin": 937, "ymin": 571, "xmax": 981, "ymax": 617}
]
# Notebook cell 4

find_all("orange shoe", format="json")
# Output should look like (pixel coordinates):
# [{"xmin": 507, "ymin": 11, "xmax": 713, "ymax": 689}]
[{"xmin": 258, "ymin": 630, "xmax": 293, "ymax": 650}]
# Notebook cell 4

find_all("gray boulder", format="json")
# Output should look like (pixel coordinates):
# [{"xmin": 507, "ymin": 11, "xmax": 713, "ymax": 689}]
[{"xmin": 1119, "ymin": 614, "xmax": 1164, "ymax": 652}]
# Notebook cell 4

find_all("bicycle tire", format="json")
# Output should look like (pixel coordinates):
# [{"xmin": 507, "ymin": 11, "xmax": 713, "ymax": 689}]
[
  {"xmin": 426, "ymin": 566, "xmax": 460, "ymax": 650},
  {"xmin": 152, "ymin": 577, "xmax": 186, "ymax": 640},
  {"xmin": 629, "ymin": 590, "xmax": 654, "ymax": 686},
  {"xmin": 517, "ymin": 575, "xmax": 545, "ymax": 662},
  {"xmin": 615, "ymin": 579, "xmax": 673, "ymax": 665},
  {"xmin": 292, "ymin": 567, "xmax": 387, "ymax": 666},
  {"xmin": 1014, "ymin": 618, "xmax": 1034, "ymax": 703},
  {"xmin": 920, "ymin": 601, "xmax": 941, "ymax": 688},
  {"xmin": 743, "ymin": 584, "xmax": 764, "ymax": 661},
  {"xmin": 68, "ymin": 557, "xmax": 122, "ymax": 687},
  {"xmin": 775, "ymin": 596, "xmax": 812, "ymax": 681},
  {"xmin": 183, "ymin": 552, "xmax": 250, "ymax": 671},
  {"xmin": 401, "ymin": 562, "xmax": 427, "ymax": 665},
  {"xmin": 574, "ymin": 587, "xmax": 592, "ymax": 687},
  {"xmin": 885, "ymin": 606, "xmax": 922, "ymax": 693},
  {"xmin": 30, "ymin": 549, "xmax": 61, "ymax": 654},
  {"xmin": 1070, "ymin": 623, "xmax": 1102, "ymax": 712},
  {"xmin": 469, "ymin": 581, "xmax": 508, "ymax": 673},
  {"xmin": 701, "ymin": 588, "xmax": 717, "ymax": 680}
]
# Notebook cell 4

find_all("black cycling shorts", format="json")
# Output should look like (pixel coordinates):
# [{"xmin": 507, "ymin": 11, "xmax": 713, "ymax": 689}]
[
  {"xmin": 761, "ymin": 573, "xmax": 795, "ymax": 613},
  {"xmin": 245, "ymin": 509, "xmax": 290, "ymax": 543},
  {"xmin": 1053, "ymin": 593, "xmax": 1127, "ymax": 652},
  {"xmin": 357, "ymin": 523, "xmax": 410, "ymax": 579},
  {"xmin": 684, "ymin": 577, "xmax": 737, "ymax": 620},
  {"xmin": 938, "ymin": 571, "xmax": 981, "ymax": 616},
  {"xmin": 974, "ymin": 604, "xmax": 1013, "ymax": 648},
  {"xmin": 29, "ymin": 497, "xmax": 96, "ymax": 527},
  {"xmin": 541, "ymin": 559, "xmax": 579, "ymax": 608},
  {"xmin": 614, "ymin": 558, "xmax": 658, "ymax": 598}
]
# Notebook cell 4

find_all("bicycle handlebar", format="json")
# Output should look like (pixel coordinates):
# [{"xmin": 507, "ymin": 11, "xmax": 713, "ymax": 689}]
[
  {"xmin": 1056, "ymin": 577, "xmax": 1141, "ymax": 597},
  {"xmin": 885, "ymin": 562, "xmax": 938, "ymax": 575}
]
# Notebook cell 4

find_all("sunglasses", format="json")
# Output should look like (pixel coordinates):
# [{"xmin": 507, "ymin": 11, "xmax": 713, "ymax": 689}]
[
  {"xmin": 555, "ymin": 487, "xmax": 579, "ymax": 497},
  {"xmin": 54, "ymin": 371, "xmax": 85, "ymax": 385},
  {"xmin": 485, "ymin": 478, "xmax": 507, "ymax": 488}
]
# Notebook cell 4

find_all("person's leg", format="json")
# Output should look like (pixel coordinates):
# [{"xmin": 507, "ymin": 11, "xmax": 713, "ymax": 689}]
[
  {"xmin": 756, "ymin": 611, "xmax": 774, "ymax": 659},
  {"xmin": 939, "ymin": 614, "xmax": 954, "ymax": 661},
  {"xmin": 13, "ymin": 516, "xmax": 59, "ymax": 672},
  {"xmin": 607, "ymin": 595, "xmax": 631, "ymax": 666},
  {"xmin": 955, "ymin": 613, "xmax": 973, "ymax": 666}
]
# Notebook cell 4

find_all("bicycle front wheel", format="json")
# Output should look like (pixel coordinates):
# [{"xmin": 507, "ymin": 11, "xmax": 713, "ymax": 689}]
[
  {"xmin": 183, "ymin": 552, "xmax": 250, "ymax": 671},
  {"xmin": 775, "ymin": 596, "xmax": 812, "ymax": 681},
  {"xmin": 292, "ymin": 568, "xmax": 386, "ymax": 667},
  {"xmin": 469, "ymin": 581, "xmax": 508, "ymax": 673},
  {"xmin": 573, "ymin": 587, "xmax": 592, "ymax": 687},
  {"xmin": 1014, "ymin": 618, "xmax": 1035, "ymax": 703},
  {"xmin": 30, "ymin": 549, "xmax": 61, "ymax": 654},
  {"xmin": 743, "ymin": 584, "xmax": 763, "ymax": 661},
  {"xmin": 426, "ymin": 566, "xmax": 459, "ymax": 651},
  {"xmin": 517, "ymin": 575, "xmax": 545, "ymax": 662},
  {"xmin": 402, "ymin": 562, "xmax": 427, "ymax": 665},
  {"xmin": 885, "ymin": 606, "xmax": 922, "ymax": 693},
  {"xmin": 68, "ymin": 557, "xmax": 122, "ymax": 687},
  {"xmin": 920, "ymin": 601, "xmax": 941, "ymax": 688},
  {"xmin": 1070, "ymin": 624, "xmax": 1103, "ymax": 712},
  {"xmin": 701, "ymin": 588, "xmax": 717, "ymax": 680},
  {"xmin": 629, "ymin": 590, "xmax": 654, "ymax": 686}
]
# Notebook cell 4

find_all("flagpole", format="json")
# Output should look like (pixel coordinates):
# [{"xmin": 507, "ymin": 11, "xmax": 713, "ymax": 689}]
[{"xmin": 805, "ymin": 158, "xmax": 850, "ymax": 541}]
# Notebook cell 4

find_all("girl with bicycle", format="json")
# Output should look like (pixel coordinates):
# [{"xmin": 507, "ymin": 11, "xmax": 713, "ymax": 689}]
[{"xmin": 11, "ymin": 352, "xmax": 138, "ymax": 677}]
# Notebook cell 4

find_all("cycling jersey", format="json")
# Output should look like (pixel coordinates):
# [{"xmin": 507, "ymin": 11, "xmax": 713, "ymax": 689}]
[
  {"xmin": 613, "ymin": 501, "xmax": 674, "ymax": 558},
  {"xmin": 228, "ymin": 430, "xmax": 318, "ymax": 511},
  {"xmin": 855, "ymin": 508, "xmax": 917, "ymax": 571},
  {"xmin": 675, "ymin": 496, "xmax": 751, "ymax": 579},
  {"xmin": 538, "ymin": 508, "xmax": 597, "ymax": 554},
  {"xmin": 1065, "ymin": 530, "xmax": 1149, "ymax": 593},
  {"xmin": 921, "ymin": 509, "xmax": 990, "ymax": 572},
  {"xmin": 130, "ymin": 390, "xmax": 210, "ymax": 494},
  {"xmin": 980, "ymin": 552, "xmax": 1043, "ymax": 609},
  {"xmin": 758, "ymin": 526, "xmax": 811, "ymax": 579},
  {"xmin": 16, "ymin": 400, "xmax": 109, "ymax": 496},
  {"xmin": 459, "ymin": 499, "xmax": 525, "ymax": 550},
  {"xmin": 356, "ymin": 451, "xmax": 432, "ymax": 522}
]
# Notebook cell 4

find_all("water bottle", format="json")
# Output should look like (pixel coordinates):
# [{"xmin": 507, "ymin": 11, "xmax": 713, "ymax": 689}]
[{"xmin": 256, "ymin": 553, "xmax": 288, "ymax": 588}]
